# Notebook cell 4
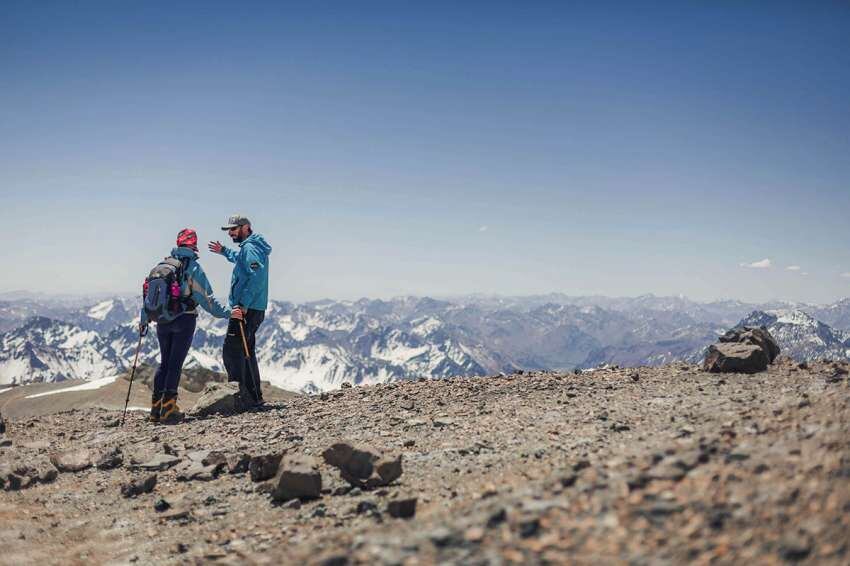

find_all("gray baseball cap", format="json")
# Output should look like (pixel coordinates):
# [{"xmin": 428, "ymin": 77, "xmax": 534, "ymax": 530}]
[{"xmin": 221, "ymin": 214, "xmax": 251, "ymax": 230}]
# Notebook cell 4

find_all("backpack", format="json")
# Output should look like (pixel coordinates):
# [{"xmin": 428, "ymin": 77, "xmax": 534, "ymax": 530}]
[{"xmin": 142, "ymin": 256, "xmax": 195, "ymax": 323}]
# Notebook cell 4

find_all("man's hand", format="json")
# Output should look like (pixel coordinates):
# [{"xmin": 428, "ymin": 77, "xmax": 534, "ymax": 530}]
[
  {"xmin": 208, "ymin": 240, "xmax": 224, "ymax": 254},
  {"xmin": 230, "ymin": 306, "xmax": 244, "ymax": 321}
]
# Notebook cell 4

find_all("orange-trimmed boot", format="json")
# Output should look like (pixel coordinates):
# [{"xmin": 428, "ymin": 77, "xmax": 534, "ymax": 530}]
[
  {"xmin": 149, "ymin": 393, "xmax": 163, "ymax": 423},
  {"xmin": 159, "ymin": 392, "xmax": 184, "ymax": 425}
]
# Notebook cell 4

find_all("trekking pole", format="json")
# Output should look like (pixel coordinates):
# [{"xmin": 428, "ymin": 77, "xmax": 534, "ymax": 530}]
[
  {"xmin": 238, "ymin": 319, "xmax": 262, "ymax": 403},
  {"xmin": 121, "ymin": 327, "xmax": 145, "ymax": 427}
]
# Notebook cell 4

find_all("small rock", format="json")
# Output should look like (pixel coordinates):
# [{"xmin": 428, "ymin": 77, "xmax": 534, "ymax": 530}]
[
  {"xmin": 727, "ymin": 449, "xmax": 750, "ymax": 462},
  {"xmin": 177, "ymin": 461, "xmax": 219, "ymax": 482},
  {"xmin": 159, "ymin": 509, "xmax": 191, "ymax": 522},
  {"xmin": 778, "ymin": 533, "xmax": 812, "ymax": 561},
  {"xmin": 323, "ymin": 442, "xmax": 402, "ymax": 489},
  {"xmin": 387, "ymin": 498, "xmax": 417, "ymax": 519},
  {"xmin": 356, "ymin": 501, "xmax": 378, "ymax": 515},
  {"xmin": 1, "ymin": 472, "xmax": 23, "ymax": 491},
  {"xmin": 249, "ymin": 453, "xmax": 283, "ymax": 482},
  {"xmin": 50, "ymin": 448, "xmax": 93, "ymax": 473},
  {"xmin": 464, "ymin": 526, "xmax": 485, "ymax": 543},
  {"xmin": 427, "ymin": 527, "xmax": 456, "ymax": 547},
  {"xmin": 227, "ymin": 453, "xmax": 250, "ymax": 475},
  {"xmin": 121, "ymin": 474, "xmax": 157, "ymax": 498},
  {"xmin": 518, "ymin": 517, "xmax": 540, "ymax": 538},
  {"xmin": 38, "ymin": 467, "xmax": 58, "ymax": 484},
  {"xmin": 154, "ymin": 498, "xmax": 171, "ymax": 512},
  {"xmin": 96, "ymin": 447, "xmax": 124, "ymax": 470},
  {"xmin": 135, "ymin": 454, "xmax": 180, "ymax": 471},
  {"xmin": 487, "ymin": 508, "xmax": 507, "ymax": 528},
  {"xmin": 269, "ymin": 455, "xmax": 322, "ymax": 501}
]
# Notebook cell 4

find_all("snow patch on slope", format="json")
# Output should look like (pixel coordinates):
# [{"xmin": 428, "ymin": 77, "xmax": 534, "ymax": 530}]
[
  {"xmin": 25, "ymin": 374, "xmax": 120, "ymax": 398},
  {"xmin": 87, "ymin": 300, "xmax": 115, "ymax": 321}
]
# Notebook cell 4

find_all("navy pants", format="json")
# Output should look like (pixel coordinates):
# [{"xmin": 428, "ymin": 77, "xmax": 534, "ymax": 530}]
[
  {"xmin": 223, "ymin": 309, "xmax": 264, "ymax": 403},
  {"xmin": 154, "ymin": 314, "xmax": 197, "ymax": 395}
]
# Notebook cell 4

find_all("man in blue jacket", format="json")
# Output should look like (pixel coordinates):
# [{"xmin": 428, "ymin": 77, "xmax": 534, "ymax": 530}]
[{"xmin": 208, "ymin": 214, "xmax": 272, "ymax": 407}]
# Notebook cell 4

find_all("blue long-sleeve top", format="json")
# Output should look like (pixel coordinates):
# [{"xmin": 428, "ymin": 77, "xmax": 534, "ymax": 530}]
[
  {"xmin": 218, "ymin": 233, "xmax": 272, "ymax": 311},
  {"xmin": 140, "ymin": 246, "xmax": 230, "ymax": 324}
]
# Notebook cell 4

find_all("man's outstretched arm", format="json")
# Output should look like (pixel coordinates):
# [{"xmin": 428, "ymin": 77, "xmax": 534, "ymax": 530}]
[{"xmin": 208, "ymin": 240, "xmax": 238, "ymax": 263}]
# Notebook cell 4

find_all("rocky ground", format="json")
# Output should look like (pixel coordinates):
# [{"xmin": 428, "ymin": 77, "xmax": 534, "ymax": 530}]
[{"xmin": 1, "ymin": 358, "xmax": 849, "ymax": 565}]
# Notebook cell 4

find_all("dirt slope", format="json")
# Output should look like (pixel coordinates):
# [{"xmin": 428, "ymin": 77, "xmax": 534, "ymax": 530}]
[{"xmin": 1, "ymin": 359, "xmax": 848, "ymax": 565}]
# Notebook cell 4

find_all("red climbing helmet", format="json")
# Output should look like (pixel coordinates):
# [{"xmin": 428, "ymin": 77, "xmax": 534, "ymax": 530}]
[{"xmin": 176, "ymin": 228, "xmax": 198, "ymax": 251}]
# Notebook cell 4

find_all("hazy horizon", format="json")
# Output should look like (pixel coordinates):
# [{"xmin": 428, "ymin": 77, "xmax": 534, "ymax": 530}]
[{"xmin": 1, "ymin": 288, "xmax": 847, "ymax": 309}]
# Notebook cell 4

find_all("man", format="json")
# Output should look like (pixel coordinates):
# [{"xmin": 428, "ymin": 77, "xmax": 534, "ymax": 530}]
[{"xmin": 208, "ymin": 215, "xmax": 272, "ymax": 407}]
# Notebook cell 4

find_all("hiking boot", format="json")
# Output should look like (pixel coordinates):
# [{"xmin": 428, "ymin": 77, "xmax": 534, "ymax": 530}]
[
  {"xmin": 159, "ymin": 392, "xmax": 184, "ymax": 425},
  {"xmin": 149, "ymin": 393, "xmax": 162, "ymax": 423},
  {"xmin": 238, "ymin": 383, "xmax": 259, "ymax": 411}
]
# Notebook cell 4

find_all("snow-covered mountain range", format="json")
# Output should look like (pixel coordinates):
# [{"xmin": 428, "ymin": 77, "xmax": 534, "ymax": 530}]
[{"xmin": 1, "ymin": 293, "xmax": 849, "ymax": 391}]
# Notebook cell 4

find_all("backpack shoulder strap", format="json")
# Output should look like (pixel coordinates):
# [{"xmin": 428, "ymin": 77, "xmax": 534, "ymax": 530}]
[{"xmin": 176, "ymin": 256, "xmax": 197, "ymax": 307}]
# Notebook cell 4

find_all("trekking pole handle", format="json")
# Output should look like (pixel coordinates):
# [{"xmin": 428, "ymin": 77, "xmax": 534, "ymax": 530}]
[{"xmin": 238, "ymin": 319, "xmax": 252, "ymax": 359}]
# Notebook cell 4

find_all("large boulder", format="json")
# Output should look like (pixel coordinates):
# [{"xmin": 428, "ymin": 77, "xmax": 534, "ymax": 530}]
[
  {"xmin": 270, "ymin": 455, "xmax": 322, "ymax": 501},
  {"xmin": 704, "ymin": 343, "xmax": 769, "ymax": 373},
  {"xmin": 718, "ymin": 326, "xmax": 780, "ymax": 363},
  {"xmin": 703, "ymin": 326, "xmax": 780, "ymax": 374},
  {"xmin": 191, "ymin": 382, "xmax": 242, "ymax": 416},
  {"xmin": 322, "ymin": 442, "xmax": 402, "ymax": 489}
]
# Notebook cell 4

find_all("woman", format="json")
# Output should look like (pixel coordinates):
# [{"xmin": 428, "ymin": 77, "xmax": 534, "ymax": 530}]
[{"xmin": 140, "ymin": 228, "xmax": 230, "ymax": 424}]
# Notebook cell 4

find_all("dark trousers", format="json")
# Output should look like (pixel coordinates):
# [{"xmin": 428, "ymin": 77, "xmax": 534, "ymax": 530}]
[
  {"xmin": 154, "ymin": 314, "xmax": 197, "ymax": 395},
  {"xmin": 223, "ymin": 309, "xmax": 264, "ymax": 403}
]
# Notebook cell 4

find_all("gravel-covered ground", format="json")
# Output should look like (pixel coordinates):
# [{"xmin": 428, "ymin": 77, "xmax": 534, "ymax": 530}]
[{"xmin": 1, "ymin": 358, "xmax": 849, "ymax": 565}]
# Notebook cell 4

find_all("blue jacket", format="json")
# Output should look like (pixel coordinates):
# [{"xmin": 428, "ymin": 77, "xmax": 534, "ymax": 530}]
[
  {"xmin": 141, "ymin": 246, "xmax": 230, "ymax": 324},
  {"xmin": 220, "ymin": 233, "xmax": 272, "ymax": 311}
]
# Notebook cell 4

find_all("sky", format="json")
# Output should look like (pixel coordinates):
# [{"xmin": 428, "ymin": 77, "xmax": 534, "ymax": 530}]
[{"xmin": 1, "ymin": 1, "xmax": 849, "ymax": 304}]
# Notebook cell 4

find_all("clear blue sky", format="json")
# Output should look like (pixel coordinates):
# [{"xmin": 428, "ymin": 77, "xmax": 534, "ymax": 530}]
[{"xmin": 2, "ymin": 1, "xmax": 849, "ymax": 304}]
